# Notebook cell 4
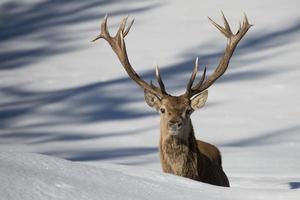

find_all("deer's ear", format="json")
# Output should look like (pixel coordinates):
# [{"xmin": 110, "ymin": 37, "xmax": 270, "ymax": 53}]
[
  {"xmin": 191, "ymin": 90, "xmax": 208, "ymax": 110},
  {"xmin": 144, "ymin": 90, "xmax": 161, "ymax": 111}
]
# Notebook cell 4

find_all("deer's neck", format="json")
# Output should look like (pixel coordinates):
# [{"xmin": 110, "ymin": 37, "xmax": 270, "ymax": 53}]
[{"xmin": 159, "ymin": 119, "xmax": 200, "ymax": 179}]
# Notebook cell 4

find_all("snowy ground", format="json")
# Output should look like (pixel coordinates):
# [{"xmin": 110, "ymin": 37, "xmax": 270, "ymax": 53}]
[
  {"xmin": 0, "ymin": 152, "xmax": 298, "ymax": 200},
  {"xmin": 1, "ymin": 0, "xmax": 300, "ymax": 199}
]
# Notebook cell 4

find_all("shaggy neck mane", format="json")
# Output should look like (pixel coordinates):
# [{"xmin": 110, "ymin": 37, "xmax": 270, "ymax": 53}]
[{"xmin": 159, "ymin": 122, "xmax": 205, "ymax": 180}]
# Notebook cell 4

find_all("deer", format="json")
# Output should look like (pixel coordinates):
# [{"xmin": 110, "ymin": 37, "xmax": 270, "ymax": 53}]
[{"xmin": 92, "ymin": 13, "xmax": 252, "ymax": 187}]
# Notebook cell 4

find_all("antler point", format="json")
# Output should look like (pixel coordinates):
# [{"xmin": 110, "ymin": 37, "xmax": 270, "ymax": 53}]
[
  {"xmin": 155, "ymin": 64, "xmax": 161, "ymax": 78},
  {"xmin": 92, "ymin": 35, "xmax": 102, "ymax": 42},
  {"xmin": 123, "ymin": 15, "xmax": 129, "ymax": 23}
]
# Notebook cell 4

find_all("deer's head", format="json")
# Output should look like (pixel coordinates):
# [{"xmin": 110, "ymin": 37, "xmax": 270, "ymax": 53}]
[
  {"xmin": 143, "ymin": 59, "xmax": 209, "ymax": 137},
  {"xmin": 144, "ymin": 90, "xmax": 208, "ymax": 137},
  {"xmin": 93, "ymin": 13, "xmax": 251, "ymax": 138}
]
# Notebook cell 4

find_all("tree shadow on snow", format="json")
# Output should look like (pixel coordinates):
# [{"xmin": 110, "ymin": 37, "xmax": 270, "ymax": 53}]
[
  {"xmin": 289, "ymin": 182, "xmax": 300, "ymax": 189},
  {"xmin": 0, "ymin": 126, "xmax": 152, "ymax": 145},
  {"xmin": 0, "ymin": 0, "xmax": 161, "ymax": 70},
  {"xmin": 219, "ymin": 125, "xmax": 300, "ymax": 147},
  {"xmin": 44, "ymin": 147, "xmax": 158, "ymax": 161},
  {"xmin": 1, "ymin": 9, "xmax": 300, "ymax": 161},
  {"xmin": 1, "ymin": 19, "xmax": 300, "ymax": 130}
]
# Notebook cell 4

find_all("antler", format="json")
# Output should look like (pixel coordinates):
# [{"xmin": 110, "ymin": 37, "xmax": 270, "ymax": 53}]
[
  {"xmin": 92, "ymin": 14, "xmax": 168, "ymax": 97},
  {"xmin": 185, "ymin": 12, "xmax": 252, "ymax": 97}
]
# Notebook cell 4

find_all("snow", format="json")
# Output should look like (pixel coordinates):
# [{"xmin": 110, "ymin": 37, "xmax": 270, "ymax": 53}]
[
  {"xmin": 1, "ymin": 0, "xmax": 300, "ymax": 199},
  {"xmin": 0, "ymin": 152, "xmax": 298, "ymax": 200}
]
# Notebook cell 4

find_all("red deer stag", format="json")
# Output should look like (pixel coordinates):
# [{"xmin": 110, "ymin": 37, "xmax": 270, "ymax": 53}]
[{"xmin": 93, "ymin": 13, "xmax": 252, "ymax": 187}]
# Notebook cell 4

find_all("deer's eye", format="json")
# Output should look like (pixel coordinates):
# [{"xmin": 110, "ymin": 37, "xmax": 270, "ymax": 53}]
[
  {"xmin": 186, "ymin": 108, "xmax": 193, "ymax": 115},
  {"xmin": 160, "ymin": 108, "xmax": 166, "ymax": 114}
]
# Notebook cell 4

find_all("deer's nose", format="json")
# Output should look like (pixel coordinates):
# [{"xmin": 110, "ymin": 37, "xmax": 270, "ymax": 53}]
[{"xmin": 168, "ymin": 120, "xmax": 183, "ymax": 129}]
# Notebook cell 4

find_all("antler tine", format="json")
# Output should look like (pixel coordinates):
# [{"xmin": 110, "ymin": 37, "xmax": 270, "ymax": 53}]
[
  {"xmin": 238, "ymin": 21, "xmax": 242, "ymax": 32},
  {"xmin": 243, "ymin": 12, "xmax": 250, "ymax": 27},
  {"xmin": 186, "ymin": 65, "xmax": 207, "ymax": 97},
  {"xmin": 117, "ymin": 16, "xmax": 129, "ymax": 36},
  {"xmin": 221, "ymin": 11, "xmax": 233, "ymax": 36},
  {"xmin": 236, "ymin": 13, "xmax": 252, "ymax": 36},
  {"xmin": 93, "ymin": 15, "xmax": 167, "ymax": 98},
  {"xmin": 116, "ymin": 16, "xmax": 135, "ymax": 39},
  {"xmin": 102, "ymin": 14, "xmax": 109, "ymax": 36},
  {"xmin": 208, "ymin": 11, "xmax": 234, "ymax": 39},
  {"xmin": 156, "ymin": 65, "xmax": 167, "ymax": 94},
  {"xmin": 92, "ymin": 14, "xmax": 110, "ymax": 42},
  {"xmin": 186, "ymin": 13, "xmax": 251, "ymax": 97},
  {"xmin": 117, "ymin": 17, "xmax": 135, "ymax": 50},
  {"xmin": 208, "ymin": 16, "xmax": 227, "ymax": 37},
  {"xmin": 193, "ymin": 66, "xmax": 207, "ymax": 90},
  {"xmin": 243, "ymin": 13, "xmax": 252, "ymax": 30},
  {"xmin": 124, "ymin": 18, "xmax": 135, "ymax": 36},
  {"xmin": 185, "ymin": 57, "xmax": 199, "ymax": 95}
]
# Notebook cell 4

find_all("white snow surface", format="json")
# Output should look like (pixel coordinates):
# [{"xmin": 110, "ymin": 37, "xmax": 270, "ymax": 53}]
[
  {"xmin": 0, "ymin": 152, "xmax": 298, "ymax": 200},
  {"xmin": 1, "ymin": 0, "xmax": 300, "ymax": 199}
]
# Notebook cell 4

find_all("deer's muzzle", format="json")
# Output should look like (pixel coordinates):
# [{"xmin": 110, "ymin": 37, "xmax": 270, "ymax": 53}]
[{"xmin": 168, "ymin": 120, "xmax": 183, "ymax": 135}]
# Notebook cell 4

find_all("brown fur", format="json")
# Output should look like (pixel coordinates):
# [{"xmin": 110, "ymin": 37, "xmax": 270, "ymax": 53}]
[
  {"xmin": 153, "ymin": 95, "xmax": 230, "ymax": 187},
  {"xmin": 159, "ymin": 125, "xmax": 229, "ymax": 186}
]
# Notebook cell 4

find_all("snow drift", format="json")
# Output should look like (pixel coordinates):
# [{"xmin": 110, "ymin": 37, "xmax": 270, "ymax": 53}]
[{"xmin": 0, "ymin": 152, "xmax": 298, "ymax": 200}]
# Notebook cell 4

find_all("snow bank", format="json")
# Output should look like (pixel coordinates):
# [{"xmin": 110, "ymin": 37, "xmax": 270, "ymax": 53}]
[{"xmin": 0, "ymin": 152, "xmax": 298, "ymax": 200}]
